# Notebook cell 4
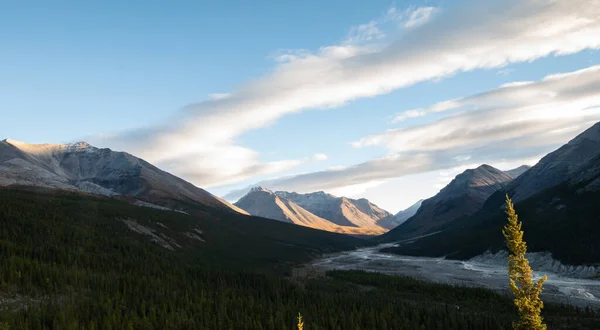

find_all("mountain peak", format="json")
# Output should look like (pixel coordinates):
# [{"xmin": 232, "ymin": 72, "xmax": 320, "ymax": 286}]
[
  {"xmin": 450, "ymin": 164, "xmax": 510, "ymax": 190},
  {"xmin": 568, "ymin": 122, "xmax": 600, "ymax": 145},
  {"xmin": 505, "ymin": 165, "xmax": 531, "ymax": 178},
  {"xmin": 383, "ymin": 164, "xmax": 514, "ymax": 240},
  {"xmin": 469, "ymin": 164, "xmax": 503, "ymax": 175},
  {"xmin": 5, "ymin": 139, "xmax": 97, "ymax": 155},
  {"xmin": 1, "ymin": 138, "xmax": 246, "ymax": 215},
  {"xmin": 249, "ymin": 186, "xmax": 272, "ymax": 194}
]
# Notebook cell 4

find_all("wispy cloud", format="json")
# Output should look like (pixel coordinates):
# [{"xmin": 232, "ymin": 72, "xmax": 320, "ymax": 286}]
[
  {"xmin": 404, "ymin": 7, "xmax": 438, "ymax": 28},
  {"xmin": 311, "ymin": 153, "xmax": 329, "ymax": 161},
  {"xmin": 208, "ymin": 93, "xmax": 231, "ymax": 100},
  {"xmin": 223, "ymin": 65, "xmax": 600, "ymax": 201},
  {"xmin": 497, "ymin": 68, "xmax": 514, "ymax": 76},
  {"xmin": 345, "ymin": 21, "xmax": 386, "ymax": 44},
  {"xmin": 92, "ymin": 0, "xmax": 600, "ymax": 189},
  {"xmin": 355, "ymin": 65, "xmax": 600, "ymax": 152}
]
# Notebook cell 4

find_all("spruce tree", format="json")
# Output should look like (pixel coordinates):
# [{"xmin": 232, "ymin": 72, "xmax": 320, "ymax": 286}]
[{"xmin": 502, "ymin": 195, "xmax": 547, "ymax": 330}]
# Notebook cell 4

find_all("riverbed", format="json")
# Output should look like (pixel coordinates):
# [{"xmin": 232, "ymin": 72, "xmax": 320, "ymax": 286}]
[{"xmin": 310, "ymin": 244, "xmax": 600, "ymax": 308}]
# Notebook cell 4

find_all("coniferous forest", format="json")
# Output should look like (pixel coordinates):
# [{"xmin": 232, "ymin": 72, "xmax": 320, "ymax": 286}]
[{"xmin": 0, "ymin": 188, "xmax": 599, "ymax": 329}]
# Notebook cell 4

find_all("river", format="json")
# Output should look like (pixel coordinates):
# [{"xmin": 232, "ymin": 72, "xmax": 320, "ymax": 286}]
[{"xmin": 310, "ymin": 243, "xmax": 600, "ymax": 308}]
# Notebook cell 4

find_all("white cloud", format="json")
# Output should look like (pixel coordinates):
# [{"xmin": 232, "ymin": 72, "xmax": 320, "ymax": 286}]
[
  {"xmin": 93, "ymin": 0, "xmax": 600, "ymax": 189},
  {"xmin": 497, "ymin": 68, "xmax": 514, "ymax": 76},
  {"xmin": 328, "ymin": 180, "xmax": 386, "ymax": 198},
  {"xmin": 161, "ymin": 144, "xmax": 304, "ymax": 187},
  {"xmin": 392, "ymin": 109, "xmax": 427, "ymax": 122},
  {"xmin": 344, "ymin": 5, "xmax": 439, "ymax": 44},
  {"xmin": 208, "ymin": 93, "xmax": 231, "ymax": 100},
  {"xmin": 345, "ymin": 21, "xmax": 386, "ymax": 44},
  {"xmin": 223, "ymin": 65, "xmax": 600, "ymax": 201},
  {"xmin": 354, "ymin": 65, "xmax": 600, "ymax": 152},
  {"xmin": 312, "ymin": 153, "xmax": 329, "ymax": 161},
  {"xmin": 453, "ymin": 155, "xmax": 472, "ymax": 162},
  {"xmin": 404, "ymin": 7, "xmax": 438, "ymax": 28}
]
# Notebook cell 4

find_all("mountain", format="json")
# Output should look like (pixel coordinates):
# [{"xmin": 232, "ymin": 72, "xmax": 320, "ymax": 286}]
[
  {"xmin": 273, "ymin": 191, "xmax": 397, "ymax": 229},
  {"xmin": 235, "ymin": 188, "xmax": 386, "ymax": 235},
  {"xmin": 385, "ymin": 121, "xmax": 600, "ymax": 265},
  {"xmin": 380, "ymin": 164, "xmax": 513, "ymax": 241},
  {"xmin": 504, "ymin": 165, "xmax": 531, "ymax": 178},
  {"xmin": 393, "ymin": 199, "xmax": 424, "ymax": 225},
  {"xmin": 0, "ymin": 139, "xmax": 246, "ymax": 214},
  {"xmin": 509, "ymin": 122, "xmax": 600, "ymax": 202}
]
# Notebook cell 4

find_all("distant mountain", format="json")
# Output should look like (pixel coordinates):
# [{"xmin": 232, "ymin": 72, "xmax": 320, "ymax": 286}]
[
  {"xmin": 504, "ymin": 165, "xmax": 531, "ymax": 179},
  {"xmin": 0, "ymin": 139, "xmax": 246, "ymax": 214},
  {"xmin": 235, "ymin": 188, "xmax": 386, "ymax": 235},
  {"xmin": 380, "ymin": 164, "xmax": 513, "ymax": 242},
  {"xmin": 273, "ymin": 191, "xmax": 396, "ymax": 230},
  {"xmin": 385, "ymin": 121, "xmax": 600, "ymax": 265},
  {"xmin": 393, "ymin": 199, "xmax": 423, "ymax": 226}
]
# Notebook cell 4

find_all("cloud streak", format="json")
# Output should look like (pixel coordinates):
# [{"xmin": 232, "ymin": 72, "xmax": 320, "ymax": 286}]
[
  {"xmin": 224, "ymin": 65, "xmax": 600, "ymax": 201},
  {"xmin": 93, "ymin": 0, "xmax": 600, "ymax": 189},
  {"xmin": 356, "ymin": 65, "xmax": 600, "ymax": 152}
]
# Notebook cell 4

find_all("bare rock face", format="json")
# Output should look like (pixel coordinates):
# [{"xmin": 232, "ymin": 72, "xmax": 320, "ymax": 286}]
[
  {"xmin": 273, "ymin": 191, "xmax": 396, "ymax": 229},
  {"xmin": 383, "ymin": 164, "xmax": 513, "ymax": 240},
  {"xmin": 235, "ymin": 188, "xmax": 386, "ymax": 235},
  {"xmin": 0, "ymin": 139, "xmax": 246, "ymax": 214}
]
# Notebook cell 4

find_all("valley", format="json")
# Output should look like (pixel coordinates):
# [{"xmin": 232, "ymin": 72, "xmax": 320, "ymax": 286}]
[
  {"xmin": 308, "ymin": 243, "xmax": 600, "ymax": 308},
  {"xmin": 4, "ymin": 2, "xmax": 600, "ymax": 328}
]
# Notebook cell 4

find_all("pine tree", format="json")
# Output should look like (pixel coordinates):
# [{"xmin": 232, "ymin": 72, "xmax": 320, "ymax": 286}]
[
  {"xmin": 297, "ymin": 312, "xmax": 304, "ymax": 330},
  {"xmin": 502, "ymin": 195, "xmax": 547, "ymax": 330}
]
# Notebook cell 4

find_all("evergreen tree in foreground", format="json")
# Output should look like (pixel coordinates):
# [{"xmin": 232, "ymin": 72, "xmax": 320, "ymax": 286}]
[{"xmin": 502, "ymin": 195, "xmax": 547, "ymax": 330}]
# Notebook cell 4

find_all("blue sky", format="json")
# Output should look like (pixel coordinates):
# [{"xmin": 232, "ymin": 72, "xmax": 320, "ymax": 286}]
[{"xmin": 2, "ymin": 0, "xmax": 600, "ymax": 212}]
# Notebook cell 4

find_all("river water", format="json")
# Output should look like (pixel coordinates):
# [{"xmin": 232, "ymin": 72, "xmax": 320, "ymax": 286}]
[{"xmin": 311, "ymin": 244, "xmax": 600, "ymax": 308}]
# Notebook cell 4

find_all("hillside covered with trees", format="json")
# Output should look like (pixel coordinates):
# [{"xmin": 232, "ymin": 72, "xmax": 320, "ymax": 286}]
[{"xmin": 0, "ymin": 188, "xmax": 599, "ymax": 329}]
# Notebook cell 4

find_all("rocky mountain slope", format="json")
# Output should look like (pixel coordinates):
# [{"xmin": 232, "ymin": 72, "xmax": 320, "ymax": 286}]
[
  {"xmin": 380, "ymin": 164, "xmax": 513, "ymax": 241},
  {"xmin": 393, "ymin": 199, "xmax": 423, "ymax": 226},
  {"xmin": 0, "ymin": 139, "xmax": 246, "ymax": 214},
  {"xmin": 273, "ymin": 191, "xmax": 396, "ymax": 230},
  {"xmin": 508, "ymin": 122, "xmax": 600, "ymax": 202},
  {"xmin": 385, "ymin": 121, "xmax": 600, "ymax": 265},
  {"xmin": 235, "ymin": 188, "xmax": 386, "ymax": 235},
  {"xmin": 504, "ymin": 165, "xmax": 531, "ymax": 178}
]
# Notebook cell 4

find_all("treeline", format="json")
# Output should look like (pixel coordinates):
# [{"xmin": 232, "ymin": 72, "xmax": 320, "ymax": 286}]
[{"xmin": 0, "ymin": 188, "xmax": 598, "ymax": 329}]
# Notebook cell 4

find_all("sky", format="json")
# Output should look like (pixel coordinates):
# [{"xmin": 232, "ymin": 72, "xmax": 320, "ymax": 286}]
[{"xmin": 2, "ymin": 0, "xmax": 600, "ymax": 213}]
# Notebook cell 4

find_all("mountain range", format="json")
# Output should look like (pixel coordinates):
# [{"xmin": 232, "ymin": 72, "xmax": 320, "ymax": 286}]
[
  {"xmin": 384, "ymin": 121, "xmax": 600, "ymax": 265},
  {"xmin": 3, "ymin": 121, "xmax": 600, "ymax": 266},
  {"xmin": 274, "ymin": 191, "xmax": 396, "ymax": 228},
  {"xmin": 235, "ymin": 188, "xmax": 388, "ymax": 235}
]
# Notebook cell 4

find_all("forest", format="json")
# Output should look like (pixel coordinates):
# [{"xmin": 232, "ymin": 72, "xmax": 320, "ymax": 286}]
[{"xmin": 0, "ymin": 188, "xmax": 599, "ymax": 329}]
